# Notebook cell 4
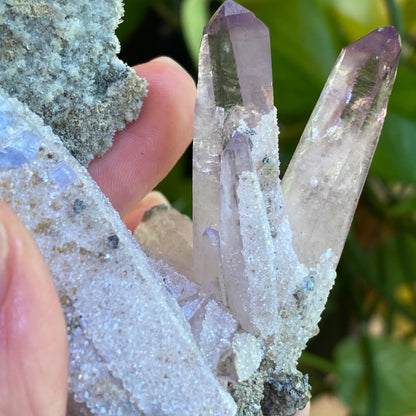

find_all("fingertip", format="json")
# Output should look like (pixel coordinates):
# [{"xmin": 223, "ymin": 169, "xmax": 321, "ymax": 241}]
[
  {"xmin": 88, "ymin": 57, "xmax": 196, "ymax": 215},
  {"xmin": 122, "ymin": 191, "xmax": 170, "ymax": 231},
  {"xmin": 295, "ymin": 401, "xmax": 310, "ymax": 416}
]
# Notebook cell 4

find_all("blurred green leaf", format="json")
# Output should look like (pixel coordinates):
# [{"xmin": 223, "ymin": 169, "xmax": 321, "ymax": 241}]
[
  {"xmin": 321, "ymin": 0, "xmax": 389, "ymax": 42},
  {"xmin": 180, "ymin": 0, "xmax": 209, "ymax": 65},
  {"xmin": 116, "ymin": 0, "xmax": 152, "ymax": 43},
  {"xmin": 335, "ymin": 335, "xmax": 416, "ymax": 416},
  {"xmin": 372, "ymin": 112, "xmax": 416, "ymax": 184},
  {"xmin": 374, "ymin": 231, "xmax": 416, "ymax": 290},
  {"xmin": 388, "ymin": 65, "xmax": 416, "ymax": 122},
  {"xmin": 242, "ymin": 0, "xmax": 340, "ymax": 124}
]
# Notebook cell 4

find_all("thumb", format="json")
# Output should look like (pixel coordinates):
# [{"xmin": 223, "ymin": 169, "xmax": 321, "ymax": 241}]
[{"xmin": 0, "ymin": 201, "xmax": 68, "ymax": 415}]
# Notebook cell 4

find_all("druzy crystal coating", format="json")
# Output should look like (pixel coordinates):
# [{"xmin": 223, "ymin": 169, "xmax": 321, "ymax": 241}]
[
  {"xmin": 0, "ymin": 0, "xmax": 401, "ymax": 414},
  {"xmin": 0, "ymin": 93, "xmax": 236, "ymax": 416}
]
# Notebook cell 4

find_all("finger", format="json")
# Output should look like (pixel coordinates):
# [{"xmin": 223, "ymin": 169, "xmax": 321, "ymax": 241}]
[
  {"xmin": 295, "ymin": 402, "xmax": 310, "ymax": 416},
  {"xmin": 0, "ymin": 201, "xmax": 68, "ymax": 416},
  {"xmin": 88, "ymin": 57, "xmax": 196, "ymax": 216},
  {"xmin": 122, "ymin": 191, "xmax": 170, "ymax": 232}
]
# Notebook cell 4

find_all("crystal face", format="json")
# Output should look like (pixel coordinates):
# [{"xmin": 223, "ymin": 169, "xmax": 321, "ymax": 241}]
[
  {"xmin": 0, "ymin": 0, "xmax": 401, "ymax": 415},
  {"xmin": 281, "ymin": 26, "xmax": 401, "ymax": 268},
  {"xmin": 204, "ymin": 1, "xmax": 273, "ymax": 112},
  {"xmin": 0, "ymin": 93, "xmax": 237, "ymax": 416}
]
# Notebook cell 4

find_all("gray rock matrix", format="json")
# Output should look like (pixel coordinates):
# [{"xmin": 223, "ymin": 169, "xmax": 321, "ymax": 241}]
[{"xmin": 0, "ymin": 0, "xmax": 147, "ymax": 165}]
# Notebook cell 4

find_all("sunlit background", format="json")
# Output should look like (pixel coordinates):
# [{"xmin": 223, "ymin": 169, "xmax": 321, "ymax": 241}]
[{"xmin": 117, "ymin": 1, "xmax": 416, "ymax": 415}]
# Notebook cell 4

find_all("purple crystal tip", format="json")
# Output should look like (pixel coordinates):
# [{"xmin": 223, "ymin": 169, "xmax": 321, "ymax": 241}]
[
  {"xmin": 204, "ymin": 0, "xmax": 252, "ymax": 36},
  {"xmin": 347, "ymin": 26, "xmax": 401, "ymax": 68}
]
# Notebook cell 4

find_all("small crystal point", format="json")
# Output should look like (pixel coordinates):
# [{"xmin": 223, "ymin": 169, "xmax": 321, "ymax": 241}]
[
  {"xmin": 222, "ymin": 131, "xmax": 254, "ymax": 175},
  {"xmin": 282, "ymin": 26, "xmax": 401, "ymax": 268}
]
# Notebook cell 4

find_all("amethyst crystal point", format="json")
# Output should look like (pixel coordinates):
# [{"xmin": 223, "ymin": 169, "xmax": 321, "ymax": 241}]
[
  {"xmin": 203, "ymin": 0, "xmax": 273, "ymax": 112},
  {"xmin": 282, "ymin": 26, "xmax": 401, "ymax": 268},
  {"xmin": 222, "ymin": 131, "xmax": 254, "ymax": 175}
]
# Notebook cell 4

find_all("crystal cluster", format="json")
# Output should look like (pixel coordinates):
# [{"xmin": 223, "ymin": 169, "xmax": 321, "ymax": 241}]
[
  {"xmin": 0, "ymin": 0, "xmax": 401, "ymax": 415},
  {"xmin": 193, "ymin": 0, "xmax": 399, "ymax": 372}
]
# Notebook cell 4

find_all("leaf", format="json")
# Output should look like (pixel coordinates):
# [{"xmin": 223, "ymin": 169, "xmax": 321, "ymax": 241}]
[
  {"xmin": 180, "ymin": 0, "xmax": 209, "ymax": 65},
  {"xmin": 388, "ymin": 65, "xmax": 416, "ymax": 122},
  {"xmin": 335, "ymin": 335, "xmax": 416, "ymax": 416},
  {"xmin": 321, "ymin": 0, "xmax": 389, "ymax": 42},
  {"xmin": 116, "ymin": 0, "xmax": 152, "ymax": 43},
  {"xmin": 243, "ymin": 0, "xmax": 340, "ymax": 124},
  {"xmin": 374, "ymin": 231, "xmax": 416, "ymax": 291},
  {"xmin": 371, "ymin": 112, "xmax": 416, "ymax": 184}
]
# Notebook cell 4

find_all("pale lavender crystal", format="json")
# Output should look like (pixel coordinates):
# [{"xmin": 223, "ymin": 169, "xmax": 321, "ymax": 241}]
[
  {"xmin": 219, "ymin": 132, "xmax": 253, "ymax": 322},
  {"xmin": 282, "ymin": 26, "xmax": 401, "ymax": 268},
  {"xmin": 0, "ymin": 95, "xmax": 41, "ymax": 170}
]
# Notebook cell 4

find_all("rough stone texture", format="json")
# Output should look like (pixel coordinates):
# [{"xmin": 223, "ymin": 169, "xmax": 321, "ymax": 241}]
[
  {"xmin": 228, "ymin": 357, "xmax": 311, "ymax": 416},
  {"xmin": 0, "ymin": 0, "xmax": 147, "ymax": 165},
  {"xmin": 0, "ymin": 0, "xmax": 401, "ymax": 414}
]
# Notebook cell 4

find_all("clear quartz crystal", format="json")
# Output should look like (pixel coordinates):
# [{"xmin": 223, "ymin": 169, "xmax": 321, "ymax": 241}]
[
  {"xmin": 0, "ymin": 93, "xmax": 236, "ymax": 416},
  {"xmin": 282, "ymin": 26, "xmax": 401, "ymax": 268}
]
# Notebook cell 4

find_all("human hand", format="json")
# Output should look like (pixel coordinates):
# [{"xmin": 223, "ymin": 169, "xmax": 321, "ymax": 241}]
[{"xmin": 0, "ymin": 56, "xmax": 310, "ymax": 416}]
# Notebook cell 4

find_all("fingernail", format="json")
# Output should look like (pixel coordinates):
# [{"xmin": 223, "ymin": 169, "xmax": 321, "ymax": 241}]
[
  {"xmin": 143, "ymin": 191, "xmax": 171, "ymax": 207},
  {"xmin": 151, "ymin": 56, "xmax": 184, "ymax": 70},
  {"xmin": 0, "ymin": 218, "xmax": 10, "ymax": 305}
]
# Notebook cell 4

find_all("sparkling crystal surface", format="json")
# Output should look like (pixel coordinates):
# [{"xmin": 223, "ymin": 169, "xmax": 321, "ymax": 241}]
[
  {"xmin": 0, "ymin": 92, "xmax": 236, "ymax": 416},
  {"xmin": 193, "ymin": 1, "xmax": 280, "ymax": 335},
  {"xmin": 282, "ymin": 26, "xmax": 401, "ymax": 268}
]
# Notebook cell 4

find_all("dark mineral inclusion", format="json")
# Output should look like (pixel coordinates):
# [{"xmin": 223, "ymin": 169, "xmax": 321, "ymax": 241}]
[{"xmin": 0, "ymin": 0, "xmax": 147, "ymax": 165}]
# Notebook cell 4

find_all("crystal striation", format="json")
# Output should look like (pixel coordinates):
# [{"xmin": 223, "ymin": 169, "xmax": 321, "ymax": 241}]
[{"xmin": 0, "ymin": 0, "xmax": 147, "ymax": 165}]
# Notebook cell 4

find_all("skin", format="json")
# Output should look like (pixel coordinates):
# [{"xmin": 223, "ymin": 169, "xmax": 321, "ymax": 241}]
[{"xmin": 0, "ymin": 57, "xmax": 309, "ymax": 416}]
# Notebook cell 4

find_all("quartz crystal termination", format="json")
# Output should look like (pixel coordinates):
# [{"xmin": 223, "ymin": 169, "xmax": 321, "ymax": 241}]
[
  {"xmin": 282, "ymin": 26, "xmax": 401, "ymax": 269},
  {"xmin": 0, "ymin": 92, "xmax": 236, "ymax": 416},
  {"xmin": 0, "ymin": 0, "xmax": 147, "ymax": 165}
]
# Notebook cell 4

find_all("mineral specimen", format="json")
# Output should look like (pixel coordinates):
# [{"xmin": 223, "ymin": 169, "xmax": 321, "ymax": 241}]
[
  {"xmin": 0, "ymin": 0, "xmax": 147, "ymax": 165},
  {"xmin": 0, "ymin": 0, "xmax": 401, "ymax": 415}
]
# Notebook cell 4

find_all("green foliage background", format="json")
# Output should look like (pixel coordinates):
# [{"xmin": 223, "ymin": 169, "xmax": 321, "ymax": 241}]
[{"xmin": 118, "ymin": 1, "xmax": 416, "ymax": 415}]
